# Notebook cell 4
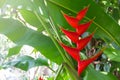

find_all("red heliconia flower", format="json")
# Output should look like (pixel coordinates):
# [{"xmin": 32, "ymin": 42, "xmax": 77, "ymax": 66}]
[
  {"xmin": 78, "ymin": 47, "xmax": 106, "ymax": 75},
  {"xmin": 76, "ymin": 32, "xmax": 94, "ymax": 50},
  {"xmin": 59, "ymin": 6, "xmax": 105, "ymax": 76},
  {"xmin": 61, "ymin": 28, "xmax": 79, "ymax": 43},
  {"xmin": 63, "ymin": 13, "xmax": 79, "ymax": 28},
  {"xmin": 63, "ymin": 6, "xmax": 89, "ymax": 28},
  {"xmin": 76, "ymin": 6, "xmax": 89, "ymax": 20},
  {"xmin": 38, "ymin": 76, "xmax": 43, "ymax": 80},
  {"xmin": 60, "ymin": 42, "xmax": 80, "ymax": 61},
  {"xmin": 76, "ymin": 19, "xmax": 93, "ymax": 35}
]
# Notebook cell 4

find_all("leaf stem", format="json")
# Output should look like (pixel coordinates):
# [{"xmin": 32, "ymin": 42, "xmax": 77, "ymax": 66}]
[
  {"xmin": 47, "ymin": 66, "xmax": 56, "ymax": 73},
  {"xmin": 54, "ymin": 64, "xmax": 64, "ymax": 80},
  {"xmin": 48, "ymin": 16, "xmax": 74, "ymax": 67},
  {"xmin": 34, "ymin": 11, "xmax": 78, "ymax": 80},
  {"xmin": 63, "ymin": 63, "xmax": 80, "ymax": 80},
  {"xmin": 34, "ymin": 11, "xmax": 66, "ymax": 62}
]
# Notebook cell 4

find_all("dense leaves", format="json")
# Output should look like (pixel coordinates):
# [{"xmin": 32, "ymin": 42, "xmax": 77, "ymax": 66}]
[
  {"xmin": 0, "ymin": 0, "xmax": 120, "ymax": 80},
  {"xmin": 0, "ymin": 18, "xmax": 63, "ymax": 64},
  {"xmin": 45, "ymin": 0, "xmax": 120, "ymax": 47}
]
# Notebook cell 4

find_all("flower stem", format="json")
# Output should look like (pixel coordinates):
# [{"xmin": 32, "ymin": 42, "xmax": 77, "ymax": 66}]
[
  {"xmin": 54, "ymin": 64, "xmax": 64, "ymax": 80},
  {"xmin": 34, "ymin": 11, "xmax": 78, "ymax": 80}
]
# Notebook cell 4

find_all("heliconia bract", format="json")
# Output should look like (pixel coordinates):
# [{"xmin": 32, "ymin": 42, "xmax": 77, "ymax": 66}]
[{"xmin": 59, "ymin": 6, "xmax": 105, "ymax": 75}]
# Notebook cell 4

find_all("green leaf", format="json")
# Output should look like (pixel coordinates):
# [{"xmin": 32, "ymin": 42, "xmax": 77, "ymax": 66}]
[
  {"xmin": 33, "ymin": 0, "xmax": 48, "ymax": 17},
  {"xmin": 45, "ymin": 0, "xmax": 120, "ymax": 47},
  {"xmin": 19, "ymin": 9, "xmax": 44, "ymax": 31},
  {"xmin": 14, "ymin": 55, "xmax": 35, "ymax": 71},
  {"xmin": 35, "ymin": 57, "xmax": 49, "ymax": 66},
  {"xmin": 7, "ymin": 46, "xmax": 22, "ymax": 57},
  {"xmin": 3, "ymin": 55, "xmax": 49, "ymax": 71},
  {"xmin": 0, "ymin": 18, "xmax": 63, "ymax": 64},
  {"xmin": 84, "ymin": 66, "xmax": 118, "ymax": 80},
  {"xmin": 104, "ymin": 48, "xmax": 120, "ymax": 62}
]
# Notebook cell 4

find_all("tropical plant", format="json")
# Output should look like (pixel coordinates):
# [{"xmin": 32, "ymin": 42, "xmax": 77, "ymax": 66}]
[{"xmin": 0, "ymin": 0, "xmax": 120, "ymax": 80}]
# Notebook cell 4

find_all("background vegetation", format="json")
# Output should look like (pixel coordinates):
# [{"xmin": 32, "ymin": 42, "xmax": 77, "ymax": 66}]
[{"xmin": 0, "ymin": 0, "xmax": 120, "ymax": 80}]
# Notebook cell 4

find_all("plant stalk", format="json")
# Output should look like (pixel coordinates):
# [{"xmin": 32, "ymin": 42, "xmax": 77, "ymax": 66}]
[{"xmin": 34, "ymin": 11, "xmax": 78, "ymax": 80}]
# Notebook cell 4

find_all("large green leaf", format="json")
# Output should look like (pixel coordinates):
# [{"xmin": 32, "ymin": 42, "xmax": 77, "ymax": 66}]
[
  {"xmin": 19, "ymin": 9, "xmax": 44, "ymax": 31},
  {"xmin": 0, "ymin": 18, "xmax": 63, "ymax": 64},
  {"xmin": 33, "ymin": 0, "xmax": 48, "ymax": 17},
  {"xmin": 45, "ymin": 0, "xmax": 120, "ymax": 47},
  {"xmin": 3, "ymin": 55, "xmax": 49, "ymax": 71}
]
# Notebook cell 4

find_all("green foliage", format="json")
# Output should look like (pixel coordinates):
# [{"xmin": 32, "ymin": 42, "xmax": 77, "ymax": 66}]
[
  {"xmin": 45, "ymin": 0, "xmax": 120, "ymax": 47},
  {"xmin": 7, "ymin": 46, "xmax": 22, "ymax": 57},
  {"xmin": 19, "ymin": 9, "xmax": 44, "ymax": 31},
  {"xmin": 94, "ymin": 0, "xmax": 120, "ymax": 21},
  {"xmin": 0, "ymin": 0, "xmax": 120, "ymax": 80},
  {"xmin": 84, "ymin": 66, "xmax": 118, "ymax": 80},
  {"xmin": 104, "ymin": 48, "xmax": 120, "ymax": 62},
  {"xmin": 3, "ymin": 55, "xmax": 48, "ymax": 71},
  {"xmin": 0, "ymin": 18, "xmax": 63, "ymax": 64},
  {"xmin": 79, "ymin": 52, "xmax": 117, "ymax": 80}
]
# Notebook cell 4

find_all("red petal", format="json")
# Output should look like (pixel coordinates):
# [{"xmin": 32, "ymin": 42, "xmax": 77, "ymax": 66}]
[
  {"xmin": 76, "ymin": 20, "xmax": 93, "ymax": 35},
  {"xmin": 78, "ymin": 47, "xmax": 105, "ymax": 75},
  {"xmin": 38, "ymin": 76, "xmax": 43, "ymax": 80},
  {"xmin": 76, "ymin": 6, "xmax": 89, "ymax": 20},
  {"xmin": 77, "ymin": 33, "xmax": 94, "ymax": 50},
  {"xmin": 63, "ymin": 13, "xmax": 79, "ymax": 28},
  {"xmin": 61, "ymin": 28, "xmax": 79, "ymax": 43},
  {"xmin": 60, "ymin": 42, "xmax": 80, "ymax": 61},
  {"xmin": 78, "ymin": 60, "xmax": 89, "ymax": 75}
]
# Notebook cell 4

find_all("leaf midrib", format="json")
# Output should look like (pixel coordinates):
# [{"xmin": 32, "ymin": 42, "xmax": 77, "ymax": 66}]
[{"xmin": 48, "ymin": 0, "xmax": 120, "ymax": 47}]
